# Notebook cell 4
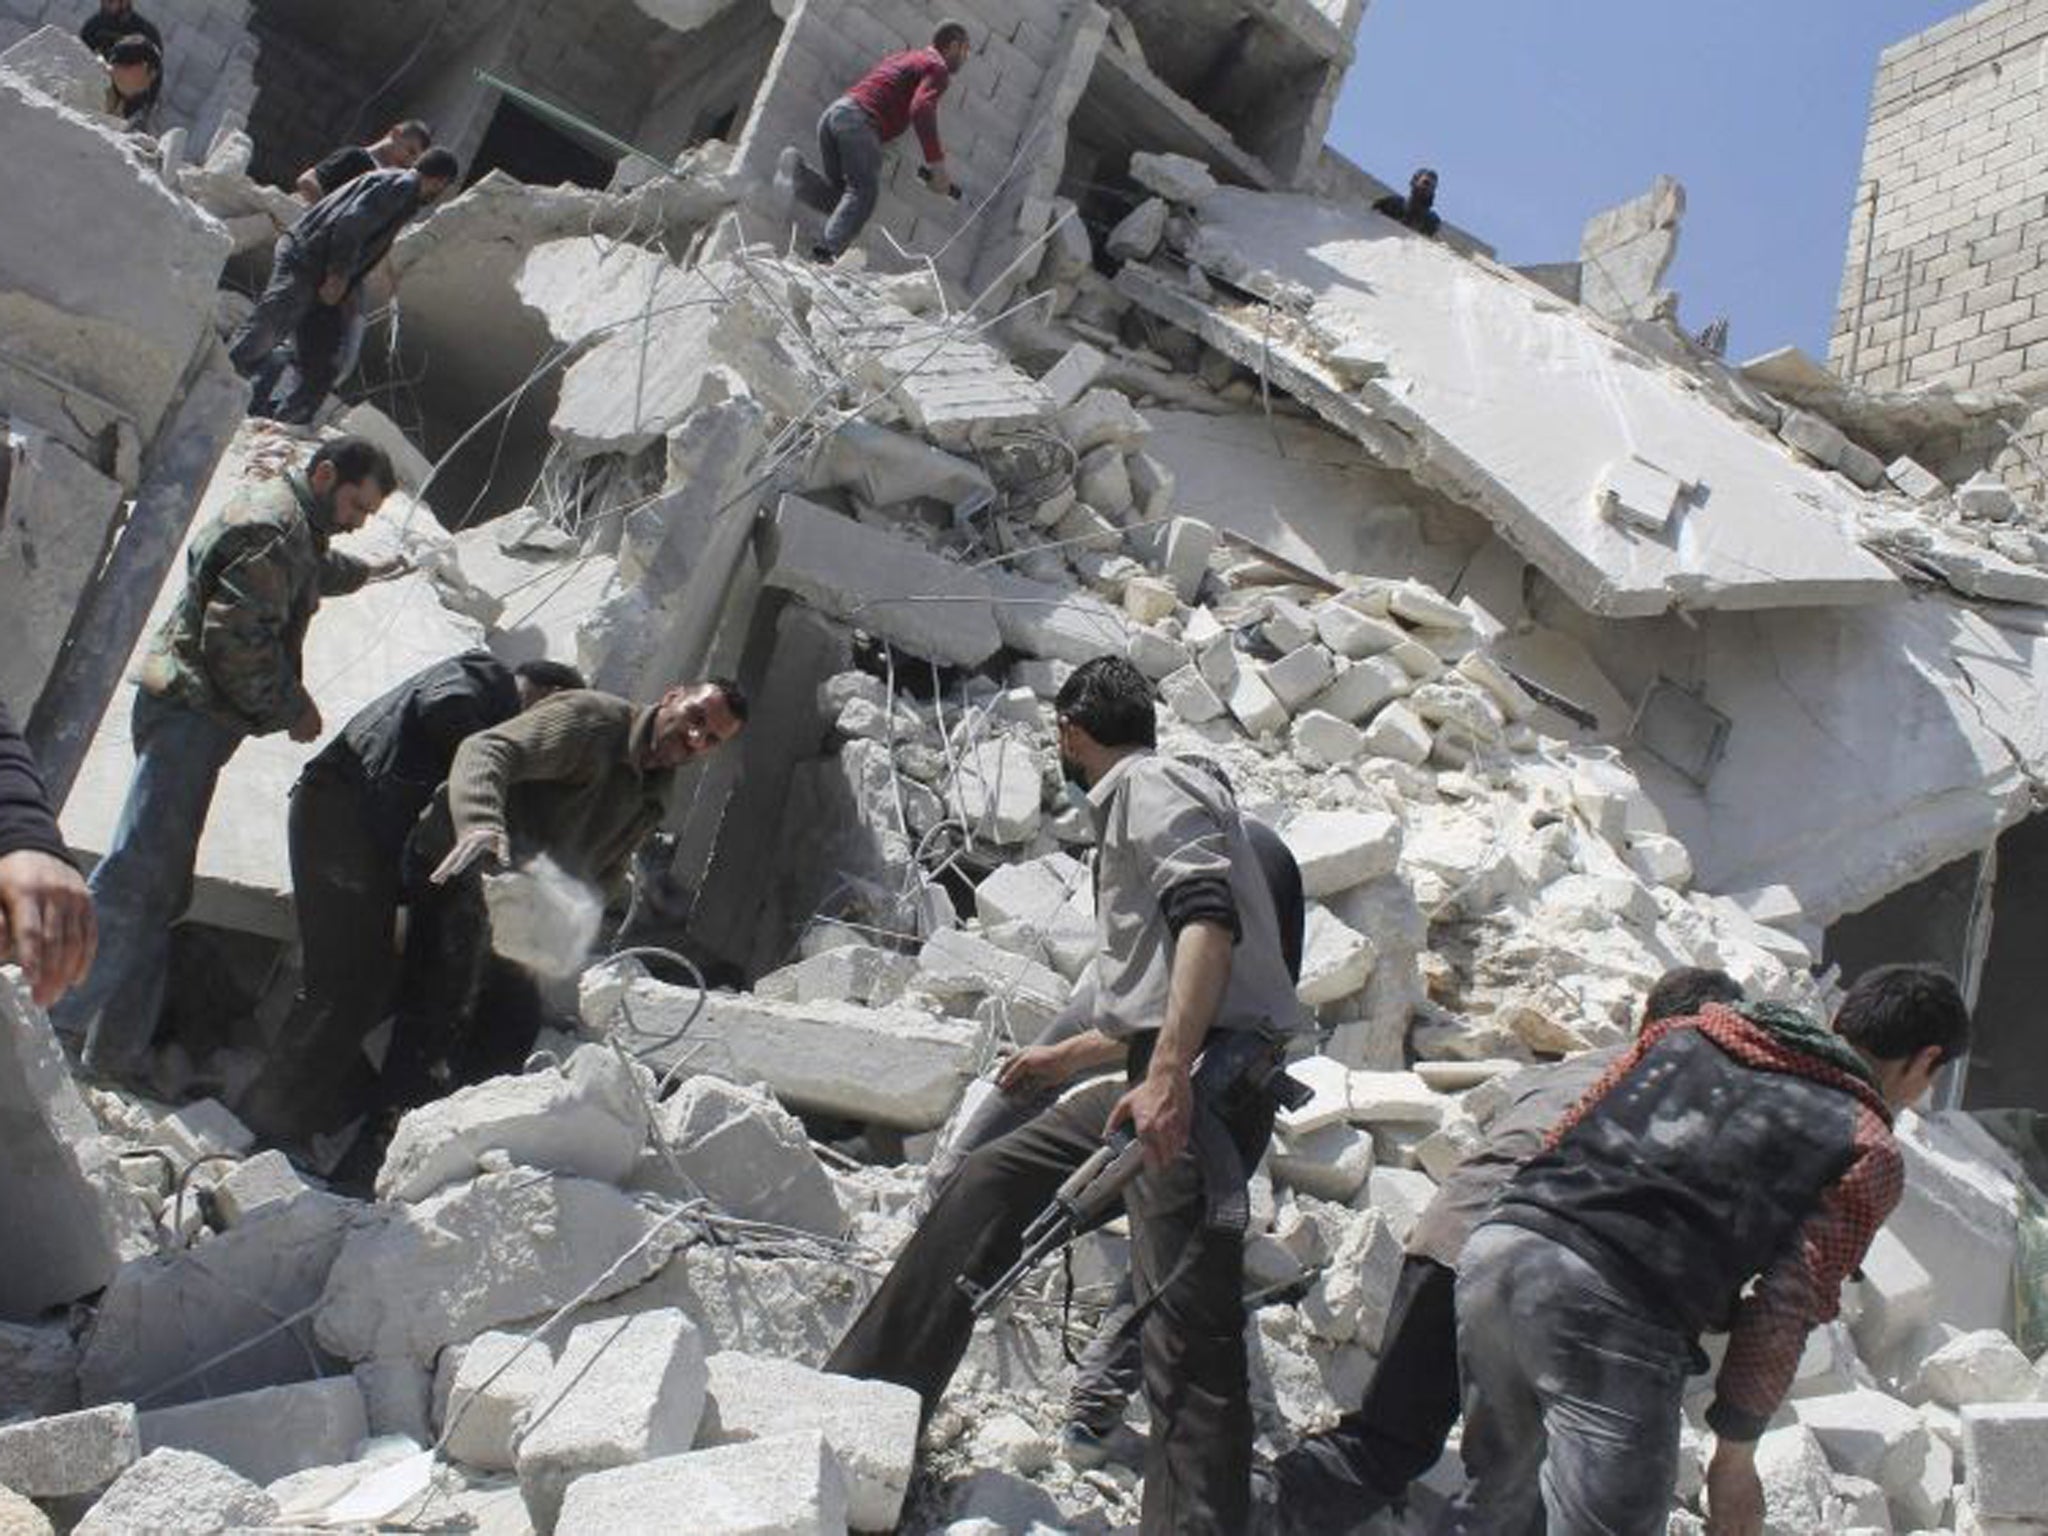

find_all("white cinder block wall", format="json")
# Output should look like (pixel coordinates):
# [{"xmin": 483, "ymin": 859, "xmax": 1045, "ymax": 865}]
[{"xmin": 1831, "ymin": 0, "xmax": 2048, "ymax": 492}]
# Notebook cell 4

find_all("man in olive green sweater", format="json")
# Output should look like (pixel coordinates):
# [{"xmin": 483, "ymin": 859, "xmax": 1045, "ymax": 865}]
[{"xmin": 388, "ymin": 680, "xmax": 747, "ymax": 1106}]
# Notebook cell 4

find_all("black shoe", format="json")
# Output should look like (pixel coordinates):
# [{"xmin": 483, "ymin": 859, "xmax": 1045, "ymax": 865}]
[{"xmin": 808, "ymin": 243, "xmax": 838, "ymax": 265}]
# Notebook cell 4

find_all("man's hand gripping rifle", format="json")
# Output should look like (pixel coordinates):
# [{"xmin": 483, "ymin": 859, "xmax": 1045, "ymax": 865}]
[{"xmin": 958, "ymin": 1030, "xmax": 1311, "ymax": 1317}]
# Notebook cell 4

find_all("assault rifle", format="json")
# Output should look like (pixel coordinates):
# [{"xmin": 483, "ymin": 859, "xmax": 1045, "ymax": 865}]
[{"xmin": 958, "ymin": 1031, "xmax": 1310, "ymax": 1317}]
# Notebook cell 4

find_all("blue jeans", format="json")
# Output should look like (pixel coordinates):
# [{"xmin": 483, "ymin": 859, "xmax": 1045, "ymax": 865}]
[
  {"xmin": 51, "ymin": 690, "xmax": 244, "ymax": 1074},
  {"xmin": 810, "ymin": 98, "xmax": 884, "ymax": 257}
]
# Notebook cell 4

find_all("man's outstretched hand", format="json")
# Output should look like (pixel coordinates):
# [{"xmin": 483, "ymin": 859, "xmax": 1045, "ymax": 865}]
[
  {"xmin": 0, "ymin": 850, "xmax": 96, "ymax": 1007},
  {"xmin": 1107, "ymin": 1064, "xmax": 1193, "ymax": 1170},
  {"xmin": 432, "ymin": 828, "xmax": 510, "ymax": 886}
]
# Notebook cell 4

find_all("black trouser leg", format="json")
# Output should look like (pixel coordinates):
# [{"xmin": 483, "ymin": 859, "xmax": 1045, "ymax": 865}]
[
  {"xmin": 242, "ymin": 767, "xmax": 397, "ymax": 1141},
  {"xmin": 827, "ymin": 1078, "xmax": 1124, "ymax": 1422},
  {"xmin": 1129, "ymin": 1079, "xmax": 1274, "ymax": 1536},
  {"xmin": 384, "ymin": 871, "xmax": 490, "ymax": 1114},
  {"xmin": 276, "ymin": 298, "xmax": 348, "ymax": 425},
  {"xmin": 229, "ymin": 239, "xmax": 318, "ymax": 379},
  {"xmin": 1271, "ymin": 1256, "xmax": 1462, "ymax": 1535}
]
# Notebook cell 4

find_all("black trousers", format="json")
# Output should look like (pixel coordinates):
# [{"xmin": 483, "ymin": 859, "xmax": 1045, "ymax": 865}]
[
  {"xmin": 1268, "ymin": 1254, "xmax": 1463, "ymax": 1535},
  {"xmin": 241, "ymin": 764, "xmax": 397, "ymax": 1142},
  {"xmin": 828, "ymin": 1045, "xmax": 1276, "ymax": 1536}
]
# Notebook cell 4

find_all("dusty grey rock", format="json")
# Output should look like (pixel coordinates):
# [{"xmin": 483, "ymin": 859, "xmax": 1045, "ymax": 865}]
[
  {"xmin": 554, "ymin": 1432, "xmax": 848, "ymax": 1536},
  {"xmin": 73, "ymin": 1448, "xmax": 274, "ymax": 1536},
  {"xmin": 637, "ymin": 1077, "xmax": 844, "ymax": 1237},
  {"xmin": 437, "ymin": 1331, "xmax": 556, "ymax": 1473},
  {"xmin": 138, "ymin": 1377, "xmax": 366, "ymax": 1487},
  {"xmin": 0, "ymin": 1404, "xmax": 136, "ymax": 1498}
]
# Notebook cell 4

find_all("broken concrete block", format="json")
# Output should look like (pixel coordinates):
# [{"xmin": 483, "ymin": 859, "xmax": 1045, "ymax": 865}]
[
  {"xmin": 1455, "ymin": 652, "xmax": 1537, "ymax": 721},
  {"xmin": 1779, "ymin": 409, "xmax": 1852, "ymax": 471},
  {"xmin": 1315, "ymin": 604, "xmax": 1405, "ymax": 660},
  {"xmin": 763, "ymin": 495, "xmax": 1000, "ymax": 667},
  {"xmin": 920, "ymin": 927, "xmax": 1069, "ymax": 1013},
  {"xmin": 1887, "ymin": 456, "xmax": 1947, "ymax": 502},
  {"xmin": 1078, "ymin": 444, "xmax": 1137, "ymax": 517},
  {"xmin": 1161, "ymin": 664, "xmax": 1229, "ymax": 724},
  {"xmin": 483, "ymin": 856, "xmax": 604, "ymax": 978},
  {"xmin": 1297, "ymin": 906, "xmax": 1378, "ymax": 1006},
  {"xmin": 0, "ymin": 27, "xmax": 109, "ymax": 116},
  {"xmin": 947, "ymin": 738, "xmax": 1044, "ymax": 846},
  {"xmin": 209, "ymin": 1149, "xmax": 313, "ymax": 1227},
  {"xmin": 0, "ymin": 1404, "xmax": 137, "ymax": 1498},
  {"xmin": 554, "ymin": 1432, "xmax": 849, "ymax": 1536},
  {"xmin": 1292, "ymin": 710, "xmax": 1365, "ymax": 769},
  {"xmin": 1347, "ymin": 1071, "xmax": 1448, "ymax": 1129},
  {"xmin": 1312, "ymin": 655, "xmax": 1412, "ymax": 724},
  {"xmin": 1160, "ymin": 517, "xmax": 1218, "ymax": 602},
  {"xmin": 1283, "ymin": 811, "xmax": 1403, "ymax": 898},
  {"xmin": 0, "ymin": 1485, "xmax": 50, "ymax": 1536},
  {"xmin": 1270, "ymin": 1123, "xmax": 1375, "ymax": 1203},
  {"xmin": 1957, "ymin": 472, "xmax": 2018, "ymax": 522},
  {"xmin": 641, "ymin": 1077, "xmax": 844, "ymax": 1238},
  {"xmin": 1755, "ymin": 1424, "xmax": 1837, "ymax": 1535},
  {"xmin": 317, "ymin": 1173, "xmax": 675, "ymax": 1365},
  {"xmin": 377, "ymin": 1045, "xmax": 651, "ymax": 1205},
  {"xmin": 1579, "ymin": 176, "xmax": 1686, "ymax": 324},
  {"xmin": 517, "ymin": 1310, "xmax": 707, "ymax": 1534},
  {"xmin": 1059, "ymin": 388, "xmax": 1151, "ymax": 456},
  {"xmin": 1040, "ymin": 342, "xmax": 1108, "ymax": 409},
  {"xmin": 1262, "ymin": 599, "xmax": 1320, "ymax": 654},
  {"xmin": 1300, "ymin": 1210, "xmax": 1403, "ymax": 1347},
  {"xmin": 1123, "ymin": 574, "xmax": 1178, "ymax": 624},
  {"xmin": 354, "ymin": 1356, "xmax": 432, "ymax": 1445},
  {"xmin": 1598, "ymin": 455, "xmax": 1687, "ymax": 533},
  {"xmin": 1850, "ymin": 1226, "xmax": 1936, "ymax": 1364},
  {"xmin": 1963, "ymin": 1403, "xmax": 2048, "ymax": 1519},
  {"xmin": 72, "ymin": 1448, "xmax": 275, "ymax": 1536},
  {"xmin": 1126, "ymin": 625, "xmax": 1187, "ymax": 680},
  {"xmin": 82, "ymin": 1189, "xmax": 355, "ymax": 1407},
  {"xmin": 1922, "ymin": 1331, "xmax": 2043, "ymax": 1410},
  {"xmin": 583, "ymin": 973, "xmax": 978, "ymax": 1132},
  {"xmin": 1792, "ymin": 1389, "xmax": 1930, "ymax": 1510},
  {"xmin": 1129, "ymin": 453, "xmax": 1177, "ymax": 521},
  {"xmin": 1360, "ymin": 701, "xmax": 1433, "ymax": 766},
  {"xmin": 990, "ymin": 572, "xmax": 1133, "ymax": 665},
  {"xmin": 1130, "ymin": 151, "xmax": 1219, "ymax": 208},
  {"xmin": 755, "ymin": 946, "xmax": 915, "ymax": 1009},
  {"xmin": 1265, "ymin": 645, "xmax": 1337, "ymax": 712},
  {"xmin": 138, "ymin": 1377, "xmax": 366, "ymax": 1488},
  {"xmin": 438, "ymin": 1331, "xmax": 557, "ymax": 1473},
  {"xmin": 1107, "ymin": 197, "xmax": 1170, "ymax": 261},
  {"xmin": 0, "ymin": 975, "xmax": 144, "ymax": 1319},
  {"xmin": 0, "ymin": 1318, "xmax": 79, "ymax": 1421},
  {"xmin": 1836, "ymin": 440, "xmax": 1887, "ymax": 491},
  {"xmin": 699, "ymin": 1353, "xmax": 919, "ymax": 1530},
  {"xmin": 1627, "ymin": 832, "xmax": 1695, "ymax": 890},
  {"xmin": 1228, "ymin": 666, "xmax": 1291, "ymax": 737},
  {"xmin": 1278, "ymin": 1055, "xmax": 1355, "ymax": 1136},
  {"xmin": 1387, "ymin": 584, "xmax": 1470, "ymax": 632}
]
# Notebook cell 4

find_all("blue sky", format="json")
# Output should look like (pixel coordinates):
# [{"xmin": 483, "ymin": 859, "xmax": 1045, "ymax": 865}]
[{"xmin": 1324, "ymin": 0, "xmax": 1971, "ymax": 364}]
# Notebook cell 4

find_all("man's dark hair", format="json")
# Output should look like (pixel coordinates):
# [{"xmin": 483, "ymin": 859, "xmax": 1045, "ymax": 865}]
[
  {"xmin": 392, "ymin": 119, "xmax": 433, "ymax": 147},
  {"xmin": 309, "ymin": 437, "xmax": 397, "ymax": 494},
  {"xmin": 107, "ymin": 33, "xmax": 159, "ymax": 69},
  {"xmin": 1643, "ymin": 967, "xmax": 1742, "ymax": 1024},
  {"xmin": 1414, "ymin": 166, "xmax": 1439, "ymax": 183},
  {"xmin": 704, "ymin": 676, "xmax": 750, "ymax": 723},
  {"xmin": 415, "ymin": 147, "xmax": 462, "ymax": 183},
  {"xmin": 933, "ymin": 20, "xmax": 971, "ymax": 50},
  {"xmin": 1056, "ymin": 656, "xmax": 1157, "ymax": 751},
  {"xmin": 1178, "ymin": 755, "xmax": 1235, "ymax": 798},
  {"xmin": 514, "ymin": 659, "xmax": 585, "ymax": 694},
  {"xmin": 1835, "ymin": 964, "xmax": 1971, "ymax": 1066}
]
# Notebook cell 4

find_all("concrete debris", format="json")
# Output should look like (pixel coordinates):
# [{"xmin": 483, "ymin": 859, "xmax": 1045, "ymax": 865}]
[
  {"xmin": 700, "ymin": 1353, "xmax": 920, "ymax": 1530},
  {"xmin": 137, "ymin": 1376, "xmax": 366, "ymax": 1487},
  {"xmin": 376, "ymin": 1045, "xmax": 652, "ymax": 1205},
  {"xmin": 1963, "ymin": 1403, "xmax": 2048, "ymax": 1521},
  {"xmin": 637, "ymin": 1076, "xmax": 845, "ymax": 1237},
  {"xmin": 1579, "ymin": 176, "xmax": 1687, "ymax": 325},
  {"xmin": 516, "ymin": 1310, "xmax": 707, "ymax": 1533},
  {"xmin": 483, "ymin": 855, "xmax": 605, "ymax": 979},
  {"xmin": 71, "ymin": 1448, "xmax": 275, "ymax": 1536},
  {"xmin": 437, "ymin": 1330, "xmax": 557, "ymax": 1473},
  {"xmin": 554, "ymin": 1431, "xmax": 850, "ymax": 1536},
  {"xmin": 0, "ymin": 1403, "xmax": 137, "ymax": 1499}
]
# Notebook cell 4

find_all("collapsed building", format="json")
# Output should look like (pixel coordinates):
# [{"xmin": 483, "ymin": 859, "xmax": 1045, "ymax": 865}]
[{"xmin": 5, "ymin": 0, "xmax": 2048, "ymax": 1531}]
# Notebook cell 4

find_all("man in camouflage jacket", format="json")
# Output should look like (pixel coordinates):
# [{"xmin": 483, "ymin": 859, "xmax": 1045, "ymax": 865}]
[{"xmin": 52, "ymin": 437, "xmax": 400, "ymax": 1086}]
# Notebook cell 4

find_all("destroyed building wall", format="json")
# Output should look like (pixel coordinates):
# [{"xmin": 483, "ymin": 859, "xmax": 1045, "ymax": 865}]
[
  {"xmin": 1831, "ymin": 0, "xmax": 2048, "ymax": 496},
  {"xmin": 0, "ymin": 0, "xmax": 256, "ymax": 150}
]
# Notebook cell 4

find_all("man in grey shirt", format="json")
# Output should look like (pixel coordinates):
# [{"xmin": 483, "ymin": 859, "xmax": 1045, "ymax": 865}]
[
  {"xmin": 1259, "ymin": 966, "xmax": 1743, "ymax": 1536},
  {"xmin": 830, "ymin": 656, "xmax": 1309, "ymax": 1536}
]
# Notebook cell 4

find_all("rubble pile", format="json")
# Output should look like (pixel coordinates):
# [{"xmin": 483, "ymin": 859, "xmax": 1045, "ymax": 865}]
[{"xmin": 10, "ymin": 5, "xmax": 2048, "ymax": 1535}]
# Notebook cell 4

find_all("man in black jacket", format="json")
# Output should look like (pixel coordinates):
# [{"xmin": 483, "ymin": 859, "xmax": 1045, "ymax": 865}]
[
  {"xmin": 80, "ymin": 0, "xmax": 160, "ymax": 56},
  {"xmin": 239, "ymin": 652, "xmax": 582, "ymax": 1146},
  {"xmin": 0, "ymin": 703, "xmax": 94, "ymax": 1007},
  {"xmin": 229, "ymin": 148, "xmax": 461, "ymax": 424}
]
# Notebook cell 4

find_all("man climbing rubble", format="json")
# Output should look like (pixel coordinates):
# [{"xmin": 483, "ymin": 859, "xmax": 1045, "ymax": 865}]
[
  {"xmin": 780, "ymin": 20, "xmax": 972, "ymax": 264},
  {"xmin": 0, "ymin": 700, "xmax": 94, "ymax": 1008},
  {"xmin": 228, "ymin": 147, "xmax": 462, "ymax": 425},
  {"xmin": 932, "ymin": 752, "xmax": 1306, "ymax": 1472},
  {"xmin": 238, "ymin": 652, "xmax": 585, "ymax": 1152},
  {"xmin": 829, "ymin": 655, "xmax": 1308, "ymax": 1535},
  {"xmin": 50, "ymin": 438, "xmax": 405, "ymax": 1092},
  {"xmin": 384, "ymin": 679, "xmax": 748, "ymax": 1114},
  {"xmin": 1444, "ymin": 964, "xmax": 1970, "ymax": 1536},
  {"xmin": 1374, "ymin": 167, "xmax": 1442, "ymax": 238},
  {"xmin": 294, "ymin": 120, "xmax": 434, "ymax": 202},
  {"xmin": 1259, "ymin": 965, "xmax": 1744, "ymax": 1536}
]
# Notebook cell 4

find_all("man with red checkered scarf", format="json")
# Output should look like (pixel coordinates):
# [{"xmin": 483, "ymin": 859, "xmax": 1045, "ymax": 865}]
[{"xmin": 1444, "ymin": 965, "xmax": 1969, "ymax": 1536}]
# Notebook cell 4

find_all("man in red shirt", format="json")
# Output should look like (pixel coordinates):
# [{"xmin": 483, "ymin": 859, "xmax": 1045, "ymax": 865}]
[{"xmin": 781, "ymin": 21, "xmax": 972, "ymax": 262}]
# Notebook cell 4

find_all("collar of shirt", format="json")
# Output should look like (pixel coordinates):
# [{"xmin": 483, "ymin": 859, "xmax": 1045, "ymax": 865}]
[
  {"xmin": 625, "ymin": 704, "xmax": 662, "ymax": 774},
  {"xmin": 285, "ymin": 470, "xmax": 337, "ymax": 542},
  {"xmin": 1085, "ymin": 749, "xmax": 1153, "ymax": 831}
]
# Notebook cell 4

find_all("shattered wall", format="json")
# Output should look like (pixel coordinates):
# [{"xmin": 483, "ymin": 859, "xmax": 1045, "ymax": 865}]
[
  {"xmin": 1832, "ymin": 0, "xmax": 2048, "ymax": 496},
  {"xmin": 0, "ymin": 0, "xmax": 257, "ymax": 150}
]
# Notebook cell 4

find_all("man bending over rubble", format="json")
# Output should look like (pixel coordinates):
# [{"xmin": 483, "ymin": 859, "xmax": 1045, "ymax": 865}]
[
  {"xmin": 239, "ymin": 652, "xmax": 585, "ymax": 1151},
  {"xmin": 385, "ymin": 679, "xmax": 748, "ymax": 1113},
  {"xmin": 229, "ymin": 148, "xmax": 461, "ymax": 425},
  {"xmin": 1444, "ymin": 964, "xmax": 1969, "ymax": 1536},
  {"xmin": 1259, "ymin": 965, "xmax": 1743, "ymax": 1536},
  {"xmin": 829, "ymin": 655, "xmax": 1308, "ymax": 1535},
  {"xmin": 50, "ymin": 438, "xmax": 405, "ymax": 1092},
  {"xmin": 782, "ymin": 20, "xmax": 972, "ymax": 263},
  {"xmin": 0, "ymin": 701, "xmax": 95, "ymax": 1008}
]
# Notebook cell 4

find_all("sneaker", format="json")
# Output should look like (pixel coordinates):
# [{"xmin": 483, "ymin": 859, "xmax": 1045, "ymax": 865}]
[{"xmin": 1059, "ymin": 1422, "xmax": 1111, "ymax": 1470}]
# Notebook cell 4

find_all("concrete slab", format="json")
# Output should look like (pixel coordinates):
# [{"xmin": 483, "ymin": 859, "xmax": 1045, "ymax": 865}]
[
  {"xmin": 138, "ymin": 1376, "xmax": 366, "ymax": 1487},
  {"xmin": 554, "ymin": 1432, "xmax": 849, "ymax": 1536},
  {"xmin": 1129, "ymin": 191, "xmax": 1903, "ymax": 617}
]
